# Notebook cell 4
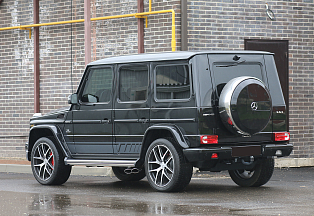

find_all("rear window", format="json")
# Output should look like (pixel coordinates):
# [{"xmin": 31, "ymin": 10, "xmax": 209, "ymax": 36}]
[{"xmin": 213, "ymin": 63, "xmax": 263, "ymax": 96}]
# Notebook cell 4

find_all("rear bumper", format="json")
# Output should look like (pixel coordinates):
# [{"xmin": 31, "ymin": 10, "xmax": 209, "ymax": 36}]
[{"xmin": 183, "ymin": 144, "xmax": 293, "ymax": 162}]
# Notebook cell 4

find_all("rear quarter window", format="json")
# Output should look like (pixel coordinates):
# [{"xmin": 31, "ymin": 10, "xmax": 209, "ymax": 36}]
[{"xmin": 154, "ymin": 64, "xmax": 191, "ymax": 101}]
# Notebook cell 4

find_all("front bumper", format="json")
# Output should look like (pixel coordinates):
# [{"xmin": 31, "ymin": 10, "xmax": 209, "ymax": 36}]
[{"xmin": 183, "ymin": 144, "xmax": 293, "ymax": 162}]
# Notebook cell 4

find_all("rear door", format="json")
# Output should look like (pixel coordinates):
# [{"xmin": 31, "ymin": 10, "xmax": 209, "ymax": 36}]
[
  {"xmin": 208, "ymin": 54, "xmax": 272, "ymax": 143},
  {"xmin": 113, "ymin": 63, "xmax": 150, "ymax": 159}
]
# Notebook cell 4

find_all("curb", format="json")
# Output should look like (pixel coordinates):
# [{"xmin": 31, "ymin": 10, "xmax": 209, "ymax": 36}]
[
  {"xmin": 1, "ymin": 158, "xmax": 313, "ymax": 176},
  {"xmin": 275, "ymin": 158, "xmax": 314, "ymax": 168}
]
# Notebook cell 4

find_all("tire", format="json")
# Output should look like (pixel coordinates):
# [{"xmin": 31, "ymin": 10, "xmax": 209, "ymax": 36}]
[
  {"xmin": 144, "ymin": 138, "xmax": 193, "ymax": 192},
  {"xmin": 112, "ymin": 167, "xmax": 146, "ymax": 181},
  {"xmin": 219, "ymin": 76, "xmax": 272, "ymax": 136},
  {"xmin": 228, "ymin": 158, "xmax": 274, "ymax": 187},
  {"xmin": 31, "ymin": 137, "xmax": 72, "ymax": 185}
]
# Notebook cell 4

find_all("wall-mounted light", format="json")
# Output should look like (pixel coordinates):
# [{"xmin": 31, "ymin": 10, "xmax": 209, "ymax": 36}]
[{"xmin": 266, "ymin": 3, "xmax": 276, "ymax": 21}]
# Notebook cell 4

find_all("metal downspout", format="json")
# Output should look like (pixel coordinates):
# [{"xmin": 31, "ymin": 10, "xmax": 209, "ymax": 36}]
[
  {"xmin": 181, "ymin": 0, "xmax": 188, "ymax": 51},
  {"xmin": 84, "ymin": 0, "xmax": 91, "ymax": 65},
  {"xmin": 33, "ymin": 0, "xmax": 40, "ymax": 113},
  {"xmin": 137, "ymin": 0, "xmax": 144, "ymax": 53}
]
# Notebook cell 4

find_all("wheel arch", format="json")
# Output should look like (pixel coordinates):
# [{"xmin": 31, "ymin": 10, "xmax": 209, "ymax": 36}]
[
  {"xmin": 27, "ymin": 125, "xmax": 69, "ymax": 161},
  {"xmin": 135, "ymin": 124, "xmax": 190, "ymax": 168}
]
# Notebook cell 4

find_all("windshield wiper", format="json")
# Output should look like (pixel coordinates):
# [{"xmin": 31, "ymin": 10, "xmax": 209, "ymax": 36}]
[{"xmin": 216, "ymin": 60, "xmax": 246, "ymax": 67}]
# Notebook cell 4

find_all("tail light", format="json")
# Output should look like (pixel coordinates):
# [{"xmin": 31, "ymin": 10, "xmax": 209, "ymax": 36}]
[
  {"xmin": 273, "ymin": 132, "xmax": 290, "ymax": 141},
  {"xmin": 200, "ymin": 135, "xmax": 218, "ymax": 144}
]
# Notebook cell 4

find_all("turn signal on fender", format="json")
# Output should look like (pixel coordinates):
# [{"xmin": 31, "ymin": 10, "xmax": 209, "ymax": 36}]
[
  {"xmin": 273, "ymin": 132, "xmax": 290, "ymax": 141},
  {"xmin": 200, "ymin": 135, "xmax": 218, "ymax": 144}
]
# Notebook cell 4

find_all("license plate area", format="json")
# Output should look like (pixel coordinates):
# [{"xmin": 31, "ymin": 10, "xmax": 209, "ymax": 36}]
[{"xmin": 232, "ymin": 145, "xmax": 261, "ymax": 157}]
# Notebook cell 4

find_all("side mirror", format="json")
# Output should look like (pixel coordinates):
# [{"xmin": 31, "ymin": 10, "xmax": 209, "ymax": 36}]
[{"xmin": 68, "ymin": 93, "xmax": 78, "ymax": 105}]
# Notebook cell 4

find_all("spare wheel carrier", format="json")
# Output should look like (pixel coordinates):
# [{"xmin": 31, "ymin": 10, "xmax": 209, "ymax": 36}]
[{"xmin": 219, "ymin": 76, "xmax": 272, "ymax": 136}]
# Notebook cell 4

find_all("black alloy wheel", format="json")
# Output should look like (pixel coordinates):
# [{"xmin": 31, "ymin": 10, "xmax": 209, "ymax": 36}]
[
  {"xmin": 31, "ymin": 137, "xmax": 71, "ymax": 185},
  {"xmin": 145, "ymin": 138, "xmax": 193, "ymax": 192}
]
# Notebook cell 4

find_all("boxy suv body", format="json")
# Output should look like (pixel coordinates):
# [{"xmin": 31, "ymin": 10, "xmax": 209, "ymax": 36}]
[{"xmin": 26, "ymin": 51, "xmax": 292, "ymax": 191}]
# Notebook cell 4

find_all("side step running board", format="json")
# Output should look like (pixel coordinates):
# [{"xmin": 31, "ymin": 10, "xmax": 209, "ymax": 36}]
[{"xmin": 64, "ymin": 158, "xmax": 137, "ymax": 167}]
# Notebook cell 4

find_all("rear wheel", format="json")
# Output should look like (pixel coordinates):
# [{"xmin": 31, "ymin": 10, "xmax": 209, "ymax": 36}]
[
  {"xmin": 144, "ymin": 138, "xmax": 193, "ymax": 192},
  {"xmin": 228, "ymin": 158, "xmax": 274, "ymax": 187},
  {"xmin": 31, "ymin": 137, "xmax": 72, "ymax": 185},
  {"xmin": 112, "ymin": 167, "xmax": 146, "ymax": 181}
]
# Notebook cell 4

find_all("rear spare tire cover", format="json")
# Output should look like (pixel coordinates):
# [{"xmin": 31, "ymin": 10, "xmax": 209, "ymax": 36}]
[{"xmin": 219, "ymin": 76, "xmax": 272, "ymax": 136}]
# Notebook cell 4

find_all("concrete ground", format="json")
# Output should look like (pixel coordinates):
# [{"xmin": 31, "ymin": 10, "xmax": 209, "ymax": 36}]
[{"xmin": 0, "ymin": 166, "xmax": 314, "ymax": 215}]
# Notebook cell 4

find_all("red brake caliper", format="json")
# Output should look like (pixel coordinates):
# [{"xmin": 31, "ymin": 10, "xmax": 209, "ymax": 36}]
[{"xmin": 50, "ymin": 152, "xmax": 54, "ymax": 169}]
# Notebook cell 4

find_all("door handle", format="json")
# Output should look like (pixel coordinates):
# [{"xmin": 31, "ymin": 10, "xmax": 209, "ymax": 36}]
[
  {"xmin": 102, "ymin": 119, "xmax": 111, "ymax": 124},
  {"xmin": 139, "ymin": 118, "xmax": 148, "ymax": 124}
]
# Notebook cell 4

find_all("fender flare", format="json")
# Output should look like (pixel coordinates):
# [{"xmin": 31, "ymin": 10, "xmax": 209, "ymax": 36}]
[
  {"xmin": 27, "ymin": 125, "xmax": 70, "ymax": 161},
  {"xmin": 135, "ymin": 124, "xmax": 190, "ymax": 167}
]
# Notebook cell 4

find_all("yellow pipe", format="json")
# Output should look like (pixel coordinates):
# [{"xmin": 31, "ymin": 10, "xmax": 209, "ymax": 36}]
[
  {"xmin": 135, "ymin": 15, "xmax": 148, "ymax": 28},
  {"xmin": 136, "ymin": 10, "xmax": 176, "ymax": 51},
  {"xmin": 0, "ymin": 10, "xmax": 176, "ymax": 51},
  {"xmin": 19, "ymin": 27, "xmax": 32, "ymax": 39},
  {"xmin": 149, "ymin": 0, "xmax": 152, "ymax": 12}
]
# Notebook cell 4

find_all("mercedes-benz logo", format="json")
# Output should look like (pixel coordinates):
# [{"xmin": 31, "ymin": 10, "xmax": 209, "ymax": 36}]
[{"xmin": 251, "ymin": 102, "xmax": 258, "ymax": 111}]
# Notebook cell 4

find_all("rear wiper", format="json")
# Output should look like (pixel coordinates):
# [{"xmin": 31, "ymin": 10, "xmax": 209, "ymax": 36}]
[{"xmin": 216, "ymin": 60, "xmax": 246, "ymax": 67}]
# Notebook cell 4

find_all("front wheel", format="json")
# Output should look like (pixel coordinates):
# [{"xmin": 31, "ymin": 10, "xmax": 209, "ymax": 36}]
[
  {"xmin": 145, "ymin": 138, "xmax": 193, "ymax": 192},
  {"xmin": 31, "ymin": 137, "xmax": 72, "ymax": 185},
  {"xmin": 228, "ymin": 158, "xmax": 274, "ymax": 187}
]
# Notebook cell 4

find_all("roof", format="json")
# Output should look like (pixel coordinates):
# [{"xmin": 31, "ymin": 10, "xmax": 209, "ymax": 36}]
[{"xmin": 88, "ymin": 50, "xmax": 273, "ymax": 66}]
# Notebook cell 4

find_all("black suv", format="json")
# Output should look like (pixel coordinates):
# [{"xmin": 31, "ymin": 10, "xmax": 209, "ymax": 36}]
[{"xmin": 26, "ymin": 51, "xmax": 292, "ymax": 192}]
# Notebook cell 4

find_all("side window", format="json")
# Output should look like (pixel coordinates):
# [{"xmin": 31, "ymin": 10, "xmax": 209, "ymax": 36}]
[
  {"xmin": 155, "ymin": 64, "xmax": 191, "ymax": 100},
  {"xmin": 118, "ymin": 64, "xmax": 148, "ymax": 102},
  {"xmin": 81, "ymin": 67, "xmax": 113, "ymax": 103}
]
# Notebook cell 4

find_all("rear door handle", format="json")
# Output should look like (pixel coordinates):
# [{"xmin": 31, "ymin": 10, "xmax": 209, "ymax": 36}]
[{"xmin": 138, "ymin": 118, "xmax": 148, "ymax": 124}]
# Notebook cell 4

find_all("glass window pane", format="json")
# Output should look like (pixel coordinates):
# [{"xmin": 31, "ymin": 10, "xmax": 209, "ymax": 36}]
[
  {"xmin": 81, "ymin": 67, "xmax": 113, "ymax": 103},
  {"xmin": 155, "ymin": 64, "xmax": 191, "ymax": 100},
  {"xmin": 119, "ymin": 64, "xmax": 148, "ymax": 102},
  {"xmin": 213, "ymin": 63, "xmax": 263, "ymax": 96}
]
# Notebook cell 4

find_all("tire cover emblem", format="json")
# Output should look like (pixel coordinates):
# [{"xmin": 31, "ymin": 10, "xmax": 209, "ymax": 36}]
[{"xmin": 251, "ymin": 102, "xmax": 258, "ymax": 111}]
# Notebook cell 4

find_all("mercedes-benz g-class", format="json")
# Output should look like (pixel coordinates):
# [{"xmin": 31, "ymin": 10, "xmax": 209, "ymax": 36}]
[{"xmin": 26, "ymin": 51, "xmax": 292, "ymax": 192}]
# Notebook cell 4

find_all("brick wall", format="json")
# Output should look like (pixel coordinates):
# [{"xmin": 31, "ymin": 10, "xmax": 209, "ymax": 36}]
[
  {"xmin": 187, "ymin": 0, "xmax": 314, "ymax": 158},
  {"xmin": 0, "ymin": 0, "xmax": 35, "ymax": 158},
  {"xmin": 0, "ymin": 0, "xmax": 313, "ymax": 159}
]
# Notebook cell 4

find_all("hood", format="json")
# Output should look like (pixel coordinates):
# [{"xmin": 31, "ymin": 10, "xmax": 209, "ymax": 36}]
[{"xmin": 31, "ymin": 106, "xmax": 70, "ymax": 121}]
